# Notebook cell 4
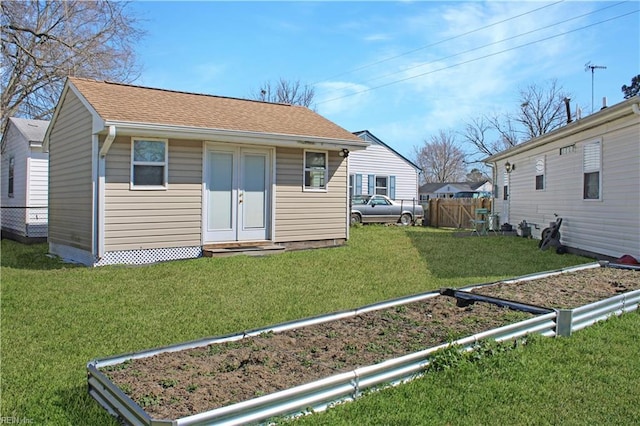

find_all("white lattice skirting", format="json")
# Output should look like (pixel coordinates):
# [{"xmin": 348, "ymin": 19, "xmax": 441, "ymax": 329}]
[{"xmin": 95, "ymin": 246, "xmax": 203, "ymax": 266}]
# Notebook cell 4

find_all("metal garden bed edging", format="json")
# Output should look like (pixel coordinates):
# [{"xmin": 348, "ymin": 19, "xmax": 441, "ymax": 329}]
[
  {"xmin": 87, "ymin": 263, "xmax": 638, "ymax": 426},
  {"xmin": 88, "ymin": 311, "xmax": 558, "ymax": 426},
  {"xmin": 556, "ymin": 289, "xmax": 640, "ymax": 336}
]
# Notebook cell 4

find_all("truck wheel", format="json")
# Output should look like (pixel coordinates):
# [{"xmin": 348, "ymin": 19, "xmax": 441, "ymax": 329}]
[
  {"xmin": 399, "ymin": 213, "xmax": 412, "ymax": 226},
  {"xmin": 351, "ymin": 213, "xmax": 362, "ymax": 225}
]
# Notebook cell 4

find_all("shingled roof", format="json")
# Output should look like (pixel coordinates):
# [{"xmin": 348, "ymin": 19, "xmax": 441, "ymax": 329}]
[
  {"xmin": 68, "ymin": 77, "xmax": 362, "ymax": 142},
  {"xmin": 7, "ymin": 117, "xmax": 50, "ymax": 143}
]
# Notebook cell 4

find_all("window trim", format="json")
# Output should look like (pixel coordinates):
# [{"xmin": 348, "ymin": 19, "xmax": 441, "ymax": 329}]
[
  {"xmin": 502, "ymin": 171, "xmax": 509, "ymax": 201},
  {"xmin": 374, "ymin": 175, "xmax": 389, "ymax": 196},
  {"xmin": 535, "ymin": 157, "xmax": 545, "ymax": 191},
  {"xmin": 130, "ymin": 138, "xmax": 168, "ymax": 190},
  {"xmin": 582, "ymin": 140, "xmax": 602, "ymax": 201},
  {"xmin": 303, "ymin": 149, "xmax": 328, "ymax": 192},
  {"xmin": 8, "ymin": 156, "xmax": 15, "ymax": 198}
]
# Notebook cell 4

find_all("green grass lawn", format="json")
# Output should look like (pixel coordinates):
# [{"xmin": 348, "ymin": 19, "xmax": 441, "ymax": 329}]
[{"xmin": 2, "ymin": 226, "xmax": 635, "ymax": 425}]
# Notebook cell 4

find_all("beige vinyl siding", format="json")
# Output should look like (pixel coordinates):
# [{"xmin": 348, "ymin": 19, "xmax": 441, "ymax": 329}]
[
  {"xmin": 275, "ymin": 147, "xmax": 347, "ymax": 241},
  {"xmin": 47, "ymin": 90, "xmax": 94, "ymax": 250},
  {"xmin": 103, "ymin": 137, "xmax": 202, "ymax": 251},
  {"xmin": 500, "ymin": 113, "xmax": 639, "ymax": 259}
]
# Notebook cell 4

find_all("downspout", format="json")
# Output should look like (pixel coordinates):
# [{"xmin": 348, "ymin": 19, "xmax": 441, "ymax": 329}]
[
  {"xmin": 100, "ymin": 125, "xmax": 117, "ymax": 157},
  {"xmin": 96, "ymin": 125, "xmax": 117, "ymax": 259},
  {"xmin": 345, "ymin": 150, "xmax": 350, "ymax": 241}
]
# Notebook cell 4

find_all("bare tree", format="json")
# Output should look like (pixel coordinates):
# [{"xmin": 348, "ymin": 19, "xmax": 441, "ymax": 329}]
[
  {"xmin": 250, "ymin": 78, "xmax": 315, "ymax": 108},
  {"xmin": 462, "ymin": 114, "xmax": 516, "ymax": 157},
  {"xmin": 1, "ymin": 0, "xmax": 143, "ymax": 128},
  {"xmin": 515, "ymin": 79, "xmax": 569, "ymax": 139},
  {"xmin": 414, "ymin": 130, "xmax": 467, "ymax": 183},
  {"xmin": 462, "ymin": 79, "xmax": 570, "ymax": 159}
]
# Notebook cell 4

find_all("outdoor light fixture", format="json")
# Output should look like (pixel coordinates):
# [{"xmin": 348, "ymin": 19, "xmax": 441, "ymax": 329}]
[
  {"xmin": 339, "ymin": 148, "xmax": 350, "ymax": 158},
  {"xmin": 505, "ymin": 161, "xmax": 515, "ymax": 173}
]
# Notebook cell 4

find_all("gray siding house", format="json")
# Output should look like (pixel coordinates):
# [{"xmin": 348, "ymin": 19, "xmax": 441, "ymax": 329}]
[
  {"xmin": 484, "ymin": 96, "xmax": 640, "ymax": 260},
  {"xmin": 350, "ymin": 130, "xmax": 421, "ymax": 202},
  {"xmin": 43, "ymin": 78, "xmax": 367, "ymax": 266},
  {"xmin": 419, "ymin": 180, "xmax": 492, "ymax": 201},
  {"xmin": 1, "ymin": 117, "xmax": 50, "ymax": 241}
]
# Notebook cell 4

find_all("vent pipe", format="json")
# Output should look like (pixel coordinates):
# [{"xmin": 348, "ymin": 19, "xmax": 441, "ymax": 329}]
[
  {"xmin": 601, "ymin": 97, "xmax": 608, "ymax": 110},
  {"xmin": 564, "ymin": 98, "xmax": 572, "ymax": 123}
]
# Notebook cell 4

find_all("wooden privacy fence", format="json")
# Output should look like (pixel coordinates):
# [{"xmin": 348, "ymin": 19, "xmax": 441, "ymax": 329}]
[{"xmin": 426, "ymin": 198, "xmax": 492, "ymax": 228}]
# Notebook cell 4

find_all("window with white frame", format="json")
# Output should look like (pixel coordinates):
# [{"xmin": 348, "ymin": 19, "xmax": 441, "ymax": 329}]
[
  {"xmin": 375, "ymin": 176, "xmax": 388, "ymax": 195},
  {"xmin": 583, "ymin": 140, "xmax": 601, "ymax": 200},
  {"xmin": 349, "ymin": 174, "xmax": 354, "ymax": 199},
  {"xmin": 304, "ymin": 150, "xmax": 327, "ymax": 190},
  {"xmin": 535, "ymin": 157, "xmax": 545, "ymax": 190},
  {"xmin": 131, "ymin": 138, "xmax": 168, "ymax": 188},
  {"xmin": 8, "ymin": 157, "xmax": 15, "ymax": 197},
  {"xmin": 503, "ymin": 171, "xmax": 509, "ymax": 200}
]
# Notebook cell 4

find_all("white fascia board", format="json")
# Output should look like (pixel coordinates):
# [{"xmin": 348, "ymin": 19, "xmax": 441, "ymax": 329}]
[
  {"xmin": 102, "ymin": 121, "xmax": 370, "ymax": 151},
  {"xmin": 43, "ymin": 80, "xmax": 106, "ymax": 151},
  {"xmin": 484, "ymin": 97, "xmax": 639, "ymax": 163}
]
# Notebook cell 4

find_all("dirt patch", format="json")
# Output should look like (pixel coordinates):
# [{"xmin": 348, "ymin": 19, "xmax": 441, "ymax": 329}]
[
  {"xmin": 100, "ymin": 266, "xmax": 638, "ymax": 421},
  {"xmin": 471, "ymin": 266, "xmax": 639, "ymax": 309}
]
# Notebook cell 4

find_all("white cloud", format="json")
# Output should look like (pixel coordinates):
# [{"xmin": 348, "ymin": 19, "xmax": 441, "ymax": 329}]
[
  {"xmin": 356, "ymin": 1, "xmax": 602, "ymax": 144},
  {"xmin": 315, "ymin": 81, "xmax": 372, "ymax": 117},
  {"xmin": 364, "ymin": 33, "xmax": 392, "ymax": 42}
]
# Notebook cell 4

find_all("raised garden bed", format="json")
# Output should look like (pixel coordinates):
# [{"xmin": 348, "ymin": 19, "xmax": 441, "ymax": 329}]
[
  {"xmin": 467, "ymin": 263, "xmax": 639, "ymax": 309},
  {"xmin": 88, "ymin": 262, "xmax": 639, "ymax": 425}
]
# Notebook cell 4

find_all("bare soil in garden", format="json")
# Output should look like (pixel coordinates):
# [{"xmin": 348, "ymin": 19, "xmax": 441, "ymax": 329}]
[
  {"xmin": 471, "ymin": 266, "xmax": 639, "ymax": 309},
  {"xmin": 102, "ymin": 266, "xmax": 638, "ymax": 421}
]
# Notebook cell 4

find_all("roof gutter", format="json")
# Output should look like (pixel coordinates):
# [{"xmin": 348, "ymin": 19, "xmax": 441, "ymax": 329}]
[
  {"xmin": 102, "ymin": 121, "xmax": 369, "ymax": 151},
  {"xmin": 483, "ymin": 96, "xmax": 640, "ymax": 163}
]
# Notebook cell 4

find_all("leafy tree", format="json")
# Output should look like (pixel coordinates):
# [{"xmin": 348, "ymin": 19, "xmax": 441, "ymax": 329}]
[
  {"xmin": 466, "ymin": 168, "xmax": 489, "ymax": 183},
  {"xmin": 414, "ymin": 130, "xmax": 467, "ymax": 183},
  {"xmin": 1, "ymin": 0, "xmax": 143, "ymax": 128},
  {"xmin": 250, "ymin": 78, "xmax": 315, "ymax": 108},
  {"xmin": 621, "ymin": 75, "xmax": 640, "ymax": 99}
]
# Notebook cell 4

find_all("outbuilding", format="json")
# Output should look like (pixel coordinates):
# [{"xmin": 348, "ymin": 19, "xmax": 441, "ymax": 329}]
[{"xmin": 43, "ymin": 78, "xmax": 368, "ymax": 266}]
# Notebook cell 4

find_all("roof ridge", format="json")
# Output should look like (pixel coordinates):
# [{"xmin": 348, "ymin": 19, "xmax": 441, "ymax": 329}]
[{"xmin": 68, "ymin": 77, "xmax": 296, "ymax": 108}]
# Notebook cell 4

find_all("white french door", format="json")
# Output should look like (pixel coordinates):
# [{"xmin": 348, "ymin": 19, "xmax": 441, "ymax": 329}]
[{"xmin": 204, "ymin": 145, "xmax": 271, "ymax": 243}]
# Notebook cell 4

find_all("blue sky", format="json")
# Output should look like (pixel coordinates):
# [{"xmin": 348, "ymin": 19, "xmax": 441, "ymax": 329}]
[{"xmin": 130, "ymin": 1, "xmax": 639, "ymax": 161}]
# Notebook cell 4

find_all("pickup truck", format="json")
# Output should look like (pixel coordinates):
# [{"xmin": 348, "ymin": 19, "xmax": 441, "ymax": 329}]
[{"xmin": 350, "ymin": 195, "xmax": 424, "ymax": 226}]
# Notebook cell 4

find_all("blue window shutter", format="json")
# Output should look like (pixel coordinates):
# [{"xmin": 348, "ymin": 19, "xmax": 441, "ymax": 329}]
[
  {"xmin": 355, "ymin": 174, "xmax": 362, "ymax": 195},
  {"xmin": 390, "ymin": 176, "xmax": 396, "ymax": 199},
  {"xmin": 368, "ymin": 174, "xmax": 375, "ymax": 195}
]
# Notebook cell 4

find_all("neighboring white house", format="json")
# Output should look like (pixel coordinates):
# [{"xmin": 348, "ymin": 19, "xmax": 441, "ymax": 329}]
[
  {"xmin": 350, "ymin": 130, "xmax": 421, "ymax": 202},
  {"xmin": 484, "ymin": 96, "xmax": 640, "ymax": 260},
  {"xmin": 419, "ymin": 180, "xmax": 493, "ymax": 201},
  {"xmin": 1, "ymin": 117, "xmax": 50, "ymax": 242}
]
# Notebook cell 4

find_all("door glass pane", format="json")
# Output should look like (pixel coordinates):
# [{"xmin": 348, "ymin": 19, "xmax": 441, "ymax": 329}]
[
  {"xmin": 209, "ymin": 153, "xmax": 233, "ymax": 230},
  {"xmin": 244, "ymin": 155, "xmax": 265, "ymax": 229}
]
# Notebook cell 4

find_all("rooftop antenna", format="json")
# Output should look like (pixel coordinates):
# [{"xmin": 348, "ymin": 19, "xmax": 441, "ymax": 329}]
[{"xmin": 585, "ymin": 61, "xmax": 607, "ymax": 113}]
